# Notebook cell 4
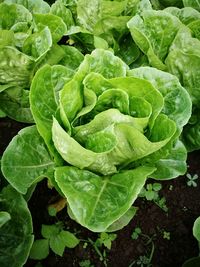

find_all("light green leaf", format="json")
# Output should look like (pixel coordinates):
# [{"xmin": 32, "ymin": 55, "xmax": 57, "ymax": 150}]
[
  {"xmin": 108, "ymin": 76, "xmax": 164, "ymax": 127},
  {"xmin": 193, "ymin": 216, "xmax": 200, "ymax": 242},
  {"xmin": 4, "ymin": 0, "xmax": 50, "ymax": 13},
  {"xmin": 106, "ymin": 206, "xmax": 137, "ymax": 232},
  {"xmin": 152, "ymin": 140, "xmax": 187, "ymax": 180},
  {"xmin": 88, "ymin": 49, "xmax": 127, "ymax": 79},
  {"xmin": 77, "ymin": 0, "xmax": 101, "ymax": 32},
  {"xmin": 0, "ymin": 30, "xmax": 15, "ymax": 46},
  {"xmin": 1, "ymin": 126, "xmax": 54, "ymax": 194},
  {"xmin": 0, "ymin": 186, "xmax": 34, "ymax": 267},
  {"xmin": 164, "ymin": 7, "xmax": 200, "ymax": 25},
  {"xmin": 0, "ymin": 3, "xmax": 32, "ymax": 30},
  {"xmin": 30, "ymin": 64, "xmax": 72, "ymax": 164},
  {"xmin": 0, "ymin": 46, "xmax": 35, "ymax": 88},
  {"xmin": 94, "ymin": 36, "xmax": 109, "ymax": 50},
  {"xmin": 55, "ymin": 166, "xmax": 155, "ymax": 232},
  {"xmin": 22, "ymin": 27, "xmax": 52, "ymax": 59},
  {"xmin": 33, "ymin": 13, "xmax": 67, "ymax": 43},
  {"xmin": 128, "ymin": 66, "xmax": 192, "ymax": 129},
  {"xmin": 50, "ymin": 1, "xmax": 74, "ymax": 30}
]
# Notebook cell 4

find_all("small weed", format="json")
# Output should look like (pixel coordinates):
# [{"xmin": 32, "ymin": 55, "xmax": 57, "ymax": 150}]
[
  {"xmin": 169, "ymin": 185, "xmax": 173, "ymax": 191},
  {"xmin": 29, "ymin": 222, "xmax": 80, "ymax": 260},
  {"xmin": 95, "ymin": 232, "xmax": 117, "ymax": 250},
  {"xmin": 186, "ymin": 173, "xmax": 198, "ymax": 187},
  {"xmin": 87, "ymin": 232, "xmax": 117, "ymax": 266},
  {"xmin": 163, "ymin": 231, "xmax": 170, "ymax": 240},
  {"xmin": 139, "ymin": 183, "xmax": 168, "ymax": 212},
  {"xmin": 79, "ymin": 260, "xmax": 94, "ymax": 267},
  {"xmin": 139, "ymin": 183, "xmax": 162, "ymax": 201},
  {"xmin": 129, "ymin": 232, "xmax": 155, "ymax": 267},
  {"xmin": 131, "ymin": 227, "xmax": 142, "ymax": 240}
]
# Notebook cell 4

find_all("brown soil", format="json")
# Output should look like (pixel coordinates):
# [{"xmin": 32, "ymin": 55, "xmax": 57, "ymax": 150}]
[{"xmin": 1, "ymin": 118, "xmax": 200, "ymax": 267}]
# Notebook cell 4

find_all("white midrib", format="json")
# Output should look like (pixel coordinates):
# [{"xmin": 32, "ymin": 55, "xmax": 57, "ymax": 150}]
[{"xmin": 4, "ymin": 162, "xmax": 54, "ymax": 169}]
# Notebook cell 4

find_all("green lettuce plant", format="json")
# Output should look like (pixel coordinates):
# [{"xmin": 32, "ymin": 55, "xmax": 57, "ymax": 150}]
[
  {"xmin": 0, "ymin": 185, "xmax": 34, "ymax": 267},
  {"xmin": 127, "ymin": 7, "xmax": 200, "ymax": 151},
  {"xmin": 0, "ymin": 0, "xmax": 83, "ymax": 122},
  {"xmin": 1, "ymin": 49, "xmax": 191, "ymax": 232},
  {"xmin": 182, "ymin": 216, "xmax": 200, "ymax": 267}
]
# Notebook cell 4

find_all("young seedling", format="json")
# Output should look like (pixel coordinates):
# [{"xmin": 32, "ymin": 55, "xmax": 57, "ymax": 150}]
[
  {"xmin": 163, "ymin": 231, "xmax": 170, "ymax": 240},
  {"xmin": 79, "ymin": 259, "xmax": 94, "ymax": 267},
  {"xmin": 87, "ymin": 232, "xmax": 117, "ymax": 266},
  {"xmin": 95, "ymin": 232, "xmax": 117, "ymax": 250},
  {"xmin": 129, "ymin": 234, "xmax": 155, "ymax": 267},
  {"xmin": 139, "ymin": 183, "xmax": 168, "ymax": 212},
  {"xmin": 131, "ymin": 227, "xmax": 142, "ymax": 240},
  {"xmin": 29, "ymin": 222, "xmax": 80, "ymax": 260},
  {"xmin": 139, "ymin": 183, "xmax": 162, "ymax": 201},
  {"xmin": 186, "ymin": 173, "xmax": 198, "ymax": 187}
]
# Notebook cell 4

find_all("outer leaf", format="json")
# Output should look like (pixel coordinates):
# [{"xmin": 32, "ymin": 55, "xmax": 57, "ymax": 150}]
[
  {"xmin": 188, "ymin": 19, "xmax": 200, "ymax": 40},
  {"xmin": 0, "ymin": 211, "xmax": 11, "ymax": 228},
  {"xmin": 0, "ymin": 30, "xmax": 15, "ymax": 46},
  {"xmin": 193, "ymin": 216, "xmax": 200, "ymax": 242},
  {"xmin": 164, "ymin": 7, "xmax": 200, "ymax": 25},
  {"xmin": 30, "ymin": 64, "xmax": 73, "ymax": 164},
  {"xmin": 0, "ymin": 3, "xmax": 32, "ymax": 30},
  {"xmin": 106, "ymin": 206, "xmax": 137, "ymax": 232},
  {"xmin": 0, "ymin": 87, "xmax": 34, "ymax": 123},
  {"xmin": 182, "ymin": 119, "xmax": 200, "ymax": 151},
  {"xmin": 55, "ymin": 166, "xmax": 155, "ymax": 232},
  {"xmin": 152, "ymin": 140, "xmax": 187, "ymax": 180},
  {"xmin": 0, "ymin": 46, "xmax": 35, "ymax": 88},
  {"xmin": 1, "ymin": 126, "xmax": 54, "ymax": 194},
  {"xmin": 0, "ymin": 186, "xmax": 34, "ymax": 267}
]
